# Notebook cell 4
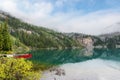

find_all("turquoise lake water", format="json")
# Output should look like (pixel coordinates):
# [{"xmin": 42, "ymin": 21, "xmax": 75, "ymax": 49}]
[
  {"xmin": 29, "ymin": 48, "xmax": 120, "ymax": 65},
  {"xmin": 29, "ymin": 48, "xmax": 120, "ymax": 80}
]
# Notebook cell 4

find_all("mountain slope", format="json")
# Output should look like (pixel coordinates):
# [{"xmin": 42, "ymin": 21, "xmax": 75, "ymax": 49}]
[
  {"xmin": 10, "ymin": 35, "xmax": 29, "ymax": 53},
  {"xmin": 0, "ymin": 11, "xmax": 82, "ymax": 49}
]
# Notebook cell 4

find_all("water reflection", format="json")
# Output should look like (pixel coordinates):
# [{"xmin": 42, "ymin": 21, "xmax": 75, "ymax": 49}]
[
  {"xmin": 94, "ymin": 48, "xmax": 120, "ymax": 61},
  {"xmin": 29, "ymin": 48, "xmax": 120, "ymax": 65},
  {"xmin": 29, "ymin": 49, "xmax": 93, "ymax": 65}
]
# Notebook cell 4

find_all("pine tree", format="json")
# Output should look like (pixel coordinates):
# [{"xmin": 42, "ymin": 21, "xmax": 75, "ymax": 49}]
[
  {"xmin": 0, "ymin": 17, "xmax": 12, "ymax": 51},
  {"xmin": 0, "ymin": 23, "xmax": 3, "ymax": 50},
  {"xmin": 1, "ymin": 18, "xmax": 12, "ymax": 51}
]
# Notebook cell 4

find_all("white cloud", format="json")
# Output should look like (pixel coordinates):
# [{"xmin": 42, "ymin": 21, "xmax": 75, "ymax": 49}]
[
  {"xmin": 30, "ymin": 9, "xmax": 120, "ymax": 35},
  {"xmin": 58, "ymin": 10, "xmax": 120, "ymax": 35},
  {"xmin": 0, "ymin": 0, "xmax": 53, "ymax": 19},
  {"xmin": 0, "ymin": 0, "xmax": 120, "ymax": 35}
]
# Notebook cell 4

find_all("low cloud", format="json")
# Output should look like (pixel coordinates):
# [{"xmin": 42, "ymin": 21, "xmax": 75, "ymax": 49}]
[{"xmin": 0, "ymin": 0, "xmax": 120, "ymax": 35}]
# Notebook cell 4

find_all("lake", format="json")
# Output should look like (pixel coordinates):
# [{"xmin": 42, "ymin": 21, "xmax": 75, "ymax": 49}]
[{"xmin": 29, "ymin": 48, "xmax": 120, "ymax": 80}]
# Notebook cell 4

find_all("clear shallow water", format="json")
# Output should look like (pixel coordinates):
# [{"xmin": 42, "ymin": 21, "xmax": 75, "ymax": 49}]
[
  {"xmin": 29, "ymin": 48, "xmax": 120, "ymax": 80},
  {"xmin": 41, "ymin": 59, "xmax": 120, "ymax": 80}
]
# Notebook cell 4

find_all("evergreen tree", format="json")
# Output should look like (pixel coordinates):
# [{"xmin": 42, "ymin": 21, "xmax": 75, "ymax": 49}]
[
  {"xmin": 0, "ymin": 19, "xmax": 12, "ymax": 52},
  {"xmin": 2, "ymin": 20, "xmax": 12, "ymax": 51},
  {"xmin": 0, "ymin": 23, "xmax": 3, "ymax": 50}
]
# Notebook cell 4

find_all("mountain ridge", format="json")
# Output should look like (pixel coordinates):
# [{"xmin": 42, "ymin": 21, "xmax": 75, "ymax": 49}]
[
  {"xmin": 101, "ymin": 22, "xmax": 120, "ymax": 35},
  {"xmin": 0, "ymin": 10, "xmax": 82, "ymax": 49}
]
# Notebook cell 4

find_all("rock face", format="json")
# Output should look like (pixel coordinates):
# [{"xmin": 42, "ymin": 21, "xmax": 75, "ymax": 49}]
[
  {"xmin": 81, "ymin": 37, "xmax": 94, "ymax": 56},
  {"xmin": 81, "ymin": 37, "xmax": 93, "ymax": 48},
  {"xmin": 75, "ymin": 37, "xmax": 94, "ymax": 49},
  {"xmin": 64, "ymin": 33, "xmax": 94, "ymax": 48},
  {"xmin": 64, "ymin": 33, "xmax": 95, "ymax": 56}
]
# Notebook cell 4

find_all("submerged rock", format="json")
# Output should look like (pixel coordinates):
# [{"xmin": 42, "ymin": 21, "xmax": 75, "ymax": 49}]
[
  {"xmin": 49, "ymin": 67, "xmax": 65, "ymax": 76},
  {"xmin": 41, "ymin": 59, "xmax": 120, "ymax": 80}
]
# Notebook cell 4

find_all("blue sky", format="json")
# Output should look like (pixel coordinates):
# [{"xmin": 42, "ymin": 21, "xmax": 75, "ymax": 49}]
[
  {"xmin": 18, "ymin": 0, "xmax": 120, "ymax": 14},
  {"xmin": 0, "ymin": 0, "xmax": 120, "ymax": 35}
]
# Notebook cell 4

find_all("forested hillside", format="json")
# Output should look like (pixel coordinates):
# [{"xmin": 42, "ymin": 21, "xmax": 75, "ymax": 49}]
[
  {"xmin": 0, "ymin": 11, "xmax": 82, "ymax": 49},
  {"xmin": 0, "ymin": 20, "xmax": 29, "ymax": 54}
]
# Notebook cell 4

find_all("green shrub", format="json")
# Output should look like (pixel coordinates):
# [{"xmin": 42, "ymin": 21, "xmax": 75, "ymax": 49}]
[{"xmin": 0, "ymin": 58, "xmax": 41, "ymax": 80}]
